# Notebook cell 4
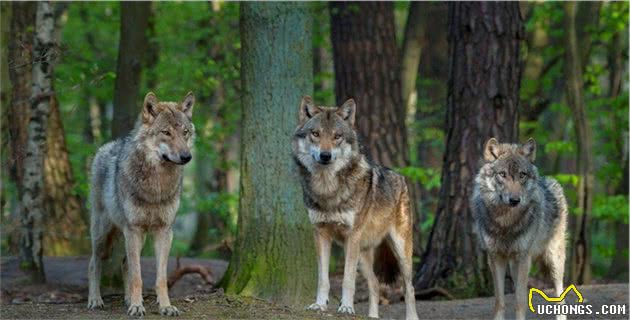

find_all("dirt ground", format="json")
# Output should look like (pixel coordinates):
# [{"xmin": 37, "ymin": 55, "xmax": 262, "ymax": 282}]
[{"xmin": 1, "ymin": 256, "xmax": 628, "ymax": 319}]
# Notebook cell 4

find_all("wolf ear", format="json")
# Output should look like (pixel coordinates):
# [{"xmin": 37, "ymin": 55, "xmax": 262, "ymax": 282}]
[
  {"xmin": 519, "ymin": 138, "xmax": 536, "ymax": 162},
  {"xmin": 484, "ymin": 138, "xmax": 501, "ymax": 161},
  {"xmin": 337, "ymin": 98, "xmax": 356, "ymax": 127},
  {"xmin": 299, "ymin": 96, "xmax": 321, "ymax": 125},
  {"xmin": 142, "ymin": 92, "xmax": 162, "ymax": 124},
  {"xmin": 180, "ymin": 91, "xmax": 195, "ymax": 119}
]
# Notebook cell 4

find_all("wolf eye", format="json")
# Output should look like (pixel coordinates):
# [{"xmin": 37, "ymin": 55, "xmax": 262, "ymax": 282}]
[
  {"xmin": 162, "ymin": 130, "xmax": 171, "ymax": 136},
  {"xmin": 183, "ymin": 128, "xmax": 189, "ymax": 136},
  {"xmin": 520, "ymin": 172, "xmax": 527, "ymax": 179},
  {"xmin": 498, "ymin": 171, "xmax": 507, "ymax": 178},
  {"xmin": 334, "ymin": 134, "xmax": 342, "ymax": 140},
  {"xmin": 311, "ymin": 131, "xmax": 319, "ymax": 138}
]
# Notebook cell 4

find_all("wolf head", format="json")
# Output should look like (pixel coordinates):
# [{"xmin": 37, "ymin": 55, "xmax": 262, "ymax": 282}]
[
  {"xmin": 477, "ymin": 137, "xmax": 539, "ymax": 208},
  {"xmin": 137, "ymin": 91, "xmax": 196, "ymax": 165},
  {"xmin": 292, "ymin": 96, "xmax": 358, "ymax": 172}
]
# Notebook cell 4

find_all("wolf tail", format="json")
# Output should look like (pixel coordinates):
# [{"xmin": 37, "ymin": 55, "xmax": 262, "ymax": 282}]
[{"xmin": 374, "ymin": 241, "xmax": 400, "ymax": 284}]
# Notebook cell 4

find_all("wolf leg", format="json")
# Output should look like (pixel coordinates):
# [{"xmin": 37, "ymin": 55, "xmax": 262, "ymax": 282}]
[
  {"xmin": 124, "ymin": 227, "xmax": 146, "ymax": 317},
  {"xmin": 544, "ymin": 240, "xmax": 567, "ymax": 320},
  {"xmin": 512, "ymin": 254, "xmax": 532, "ymax": 320},
  {"xmin": 359, "ymin": 249, "xmax": 379, "ymax": 318},
  {"xmin": 307, "ymin": 229, "xmax": 332, "ymax": 312},
  {"xmin": 154, "ymin": 227, "xmax": 179, "ymax": 316},
  {"xmin": 488, "ymin": 254, "xmax": 507, "ymax": 320},
  {"xmin": 387, "ymin": 229, "xmax": 419, "ymax": 320},
  {"xmin": 338, "ymin": 234, "xmax": 361, "ymax": 315},
  {"xmin": 87, "ymin": 215, "xmax": 114, "ymax": 310},
  {"xmin": 122, "ymin": 256, "xmax": 130, "ymax": 306}
]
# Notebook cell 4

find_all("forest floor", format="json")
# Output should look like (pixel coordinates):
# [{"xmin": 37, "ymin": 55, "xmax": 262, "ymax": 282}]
[{"xmin": 1, "ymin": 256, "xmax": 628, "ymax": 319}]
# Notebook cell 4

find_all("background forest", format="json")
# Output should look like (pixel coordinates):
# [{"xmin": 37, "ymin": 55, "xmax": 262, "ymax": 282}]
[{"xmin": 0, "ymin": 0, "xmax": 628, "ymax": 311}]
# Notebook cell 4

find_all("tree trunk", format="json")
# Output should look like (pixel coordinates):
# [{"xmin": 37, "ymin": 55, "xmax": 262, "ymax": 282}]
[
  {"xmin": 6, "ymin": 2, "xmax": 35, "ymax": 254},
  {"xmin": 222, "ymin": 2, "xmax": 316, "ymax": 306},
  {"xmin": 43, "ymin": 98, "xmax": 88, "ymax": 255},
  {"xmin": 564, "ymin": 1, "xmax": 594, "ymax": 286},
  {"xmin": 102, "ymin": 1, "xmax": 151, "ymax": 289},
  {"xmin": 21, "ymin": 1, "xmax": 58, "ymax": 284},
  {"xmin": 415, "ymin": 2, "xmax": 523, "ymax": 295},
  {"xmin": 608, "ymin": 159, "xmax": 628, "ymax": 280},
  {"xmin": 401, "ymin": 1, "xmax": 426, "ymax": 116},
  {"xmin": 330, "ymin": 2, "xmax": 407, "ymax": 168},
  {"xmin": 111, "ymin": 1, "xmax": 151, "ymax": 139},
  {"xmin": 7, "ymin": 2, "xmax": 35, "ymax": 200}
]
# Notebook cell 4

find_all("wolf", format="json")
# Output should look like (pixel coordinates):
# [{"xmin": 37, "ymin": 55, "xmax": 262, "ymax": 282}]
[
  {"xmin": 86, "ymin": 92, "xmax": 196, "ymax": 316},
  {"xmin": 292, "ymin": 96, "xmax": 419, "ymax": 320},
  {"xmin": 471, "ymin": 138, "xmax": 568, "ymax": 320}
]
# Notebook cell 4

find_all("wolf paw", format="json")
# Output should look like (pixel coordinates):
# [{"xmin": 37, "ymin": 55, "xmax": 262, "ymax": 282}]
[
  {"xmin": 337, "ymin": 305, "xmax": 355, "ymax": 315},
  {"xmin": 306, "ymin": 303, "xmax": 327, "ymax": 312},
  {"xmin": 87, "ymin": 297, "xmax": 105, "ymax": 310},
  {"xmin": 160, "ymin": 305, "xmax": 180, "ymax": 316},
  {"xmin": 127, "ymin": 304, "xmax": 146, "ymax": 317}
]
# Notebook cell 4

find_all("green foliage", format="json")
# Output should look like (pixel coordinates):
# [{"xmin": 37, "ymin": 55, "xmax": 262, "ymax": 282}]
[
  {"xmin": 398, "ymin": 166, "xmax": 441, "ymax": 191},
  {"xmin": 521, "ymin": 1, "xmax": 629, "ymax": 280},
  {"xmin": 592, "ymin": 195, "xmax": 629, "ymax": 224}
]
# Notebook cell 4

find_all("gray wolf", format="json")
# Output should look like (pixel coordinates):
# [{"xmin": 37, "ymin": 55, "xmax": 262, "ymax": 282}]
[
  {"xmin": 87, "ymin": 92, "xmax": 196, "ymax": 316},
  {"xmin": 472, "ymin": 138, "xmax": 568, "ymax": 320},
  {"xmin": 292, "ymin": 96, "xmax": 419, "ymax": 320}
]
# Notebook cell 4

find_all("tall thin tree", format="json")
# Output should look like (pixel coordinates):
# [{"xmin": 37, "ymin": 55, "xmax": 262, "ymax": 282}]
[
  {"xmin": 7, "ymin": 2, "xmax": 35, "ymax": 253},
  {"xmin": 415, "ymin": 2, "xmax": 523, "ymax": 295},
  {"xmin": 564, "ymin": 1, "xmax": 594, "ymax": 285},
  {"xmin": 111, "ymin": 2, "xmax": 151, "ymax": 139},
  {"xmin": 21, "ymin": 1, "xmax": 58, "ymax": 283},
  {"xmin": 222, "ymin": 2, "xmax": 317, "ymax": 306}
]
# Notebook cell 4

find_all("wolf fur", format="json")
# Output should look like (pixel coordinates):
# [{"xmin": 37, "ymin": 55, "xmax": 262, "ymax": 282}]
[
  {"xmin": 87, "ymin": 92, "xmax": 196, "ymax": 316},
  {"xmin": 292, "ymin": 96, "xmax": 418, "ymax": 320},
  {"xmin": 472, "ymin": 138, "xmax": 568, "ymax": 320}
]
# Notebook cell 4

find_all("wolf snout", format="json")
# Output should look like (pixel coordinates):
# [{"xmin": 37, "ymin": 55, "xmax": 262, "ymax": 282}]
[
  {"xmin": 179, "ymin": 152, "xmax": 192, "ymax": 164},
  {"xmin": 509, "ymin": 197, "xmax": 521, "ymax": 207},
  {"xmin": 319, "ymin": 151, "xmax": 332, "ymax": 164}
]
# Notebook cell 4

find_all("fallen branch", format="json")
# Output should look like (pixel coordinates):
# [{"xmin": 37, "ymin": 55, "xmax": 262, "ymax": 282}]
[
  {"xmin": 167, "ymin": 256, "xmax": 215, "ymax": 289},
  {"xmin": 415, "ymin": 286, "xmax": 455, "ymax": 300}
]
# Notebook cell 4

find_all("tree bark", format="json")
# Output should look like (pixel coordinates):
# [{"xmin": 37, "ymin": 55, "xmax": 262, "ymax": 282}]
[
  {"xmin": 564, "ymin": 1, "xmax": 594, "ymax": 286},
  {"xmin": 21, "ymin": 1, "xmax": 58, "ymax": 284},
  {"xmin": 222, "ymin": 2, "xmax": 317, "ymax": 306},
  {"xmin": 415, "ymin": 2, "xmax": 523, "ymax": 295},
  {"xmin": 6, "ymin": 2, "xmax": 35, "ymax": 254},
  {"xmin": 111, "ymin": 1, "xmax": 151, "ymax": 139},
  {"xmin": 43, "ymin": 98, "xmax": 88, "ymax": 255},
  {"xmin": 330, "ymin": 2, "xmax": 407, "ymax": 168},
  {"xmin": 7, "ymin": 2, "xmax": 35, "ymax": 199}
]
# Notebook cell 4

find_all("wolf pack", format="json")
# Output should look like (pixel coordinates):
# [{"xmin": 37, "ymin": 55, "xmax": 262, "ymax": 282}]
[{"xmin": 86, "ymin": 92, "xmax": 568, "ymax": 320}]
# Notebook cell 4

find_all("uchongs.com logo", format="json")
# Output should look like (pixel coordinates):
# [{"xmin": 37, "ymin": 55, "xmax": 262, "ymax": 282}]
[{"xmin": 529, "ymin": 284, "xmax": 627, "ymax": 316}]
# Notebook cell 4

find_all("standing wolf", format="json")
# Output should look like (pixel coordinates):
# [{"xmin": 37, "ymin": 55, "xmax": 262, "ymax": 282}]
[
  {"xmin": 292, "ymin": 96, "xmax": 418, "ymax": 320},
  {"xmin": 87, "ymin": 92, "xmax": 196, "ymax": 316},
  {"xmin": 472, "ymin": 138, "xmax": 568, "ymax": 320}
]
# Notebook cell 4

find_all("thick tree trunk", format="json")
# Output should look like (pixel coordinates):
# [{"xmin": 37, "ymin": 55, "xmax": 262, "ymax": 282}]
[
  {"xmin": 111, "ymin": 2, "xmax": 150, "ymax": 139},
  {"xmin": 102, "ymin": 1, "xmax": 152, "ymax": 289},
  {"xmin": 564, "ymin": 1, "xmax": 594, "ymax": 286},
  {"xmin": 43, "ymin": 98, "xmax": 88, "ymax": 255},
  {"xmin": 330, "ymin": 2, "xmax": 407, "ymax": 168},
  {"xmin": 21, "ymin": 1, "xmax": 58, "ymax": 284},
  {"xmin": 222, "ymin": 2, "xmax": 316, "ymax": 306},
  {"xmin": 415, "ymin": 2, "xmax": 523, "ymax": 295}
]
